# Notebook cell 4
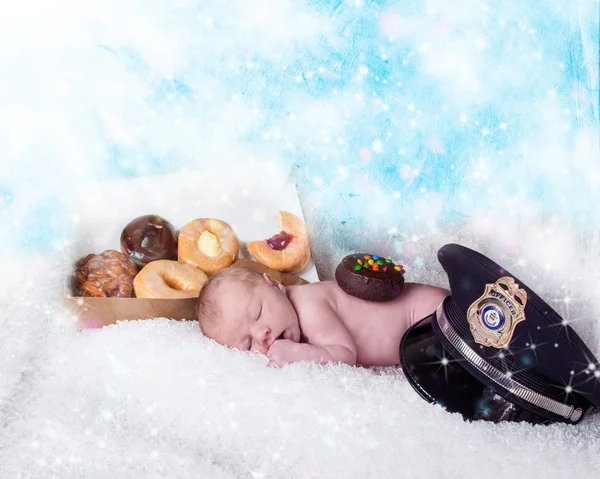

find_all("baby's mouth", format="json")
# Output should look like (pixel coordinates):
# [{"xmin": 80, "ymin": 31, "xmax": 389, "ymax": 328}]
[{"xmin": 277, "ymin": 331, "xmax": 286, "ymax": 341}]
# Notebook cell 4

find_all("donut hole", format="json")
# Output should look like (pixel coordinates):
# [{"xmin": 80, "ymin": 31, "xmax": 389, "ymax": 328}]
[
  {"xmin": 197, "ymin": 230, "xmax": 222, "ymax": 257},
  {"xmin": 140, "ymin": 234, "xmax": 155, "ymax": 249},
  {"xmin": 140, "ymin": 224, "xmax": 163, "ymax": 249},
  {"xmin": 140, "ymin": 235, "xmax": 154, "ymax": 249},
  {"xmin": 163, "ymin": 273, "xmax": 195, "ymax": 292}
]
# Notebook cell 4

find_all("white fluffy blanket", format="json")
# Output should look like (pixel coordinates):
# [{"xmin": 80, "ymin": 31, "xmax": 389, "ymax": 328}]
[{"xmin": 1, "ymin": 256, "xmax": 598, "ymax": 479}]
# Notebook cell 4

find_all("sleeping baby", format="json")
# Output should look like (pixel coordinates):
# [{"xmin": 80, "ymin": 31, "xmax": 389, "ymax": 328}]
[{"xmin": 196, "ymin": 267, "xmax": 449, "ymax": 367}]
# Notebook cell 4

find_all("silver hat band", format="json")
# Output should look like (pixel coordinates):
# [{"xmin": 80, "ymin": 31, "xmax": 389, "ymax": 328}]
[{"xmin": 435, "ymin": 301, "xmax": 581, "ymax": 422}]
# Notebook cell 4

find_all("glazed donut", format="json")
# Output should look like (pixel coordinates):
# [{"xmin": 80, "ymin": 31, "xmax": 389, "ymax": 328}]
[
  {"xmin": 120, "ymin": 215, "xmax": 178, "ymax": 268},
  {"xmin": 134, "ymin": 260, "xmax": 209, "ymax": 299},
  {"xmin": 73, "ymin": 250, "xmax": 138, "ymax": 297},
  {"xmin": 178, "ymin": 218, "xmax": 239, "ymax": 276},
  {"xmin": 246, "ymin": 211, "xmax": 310, "ymax": 274}
]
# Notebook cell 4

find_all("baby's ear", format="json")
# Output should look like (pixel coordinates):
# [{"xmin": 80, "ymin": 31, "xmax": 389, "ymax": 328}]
[{"xmin": 262, "ymin": 273, "xmax": 286, "ymax": 294}]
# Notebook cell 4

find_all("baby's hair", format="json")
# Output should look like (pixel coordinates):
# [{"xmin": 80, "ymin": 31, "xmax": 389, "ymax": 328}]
[{"xmin": 196, "ymin": 267, "xmax": 264, "ymax": 336}]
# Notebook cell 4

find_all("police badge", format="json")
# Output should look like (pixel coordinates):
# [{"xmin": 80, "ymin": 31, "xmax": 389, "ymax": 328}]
[{"xmin": 467, "ymin": 277, "xmax": 528, "ymax": 348}]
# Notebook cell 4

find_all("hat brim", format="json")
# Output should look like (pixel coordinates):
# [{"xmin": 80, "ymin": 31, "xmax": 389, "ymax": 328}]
[{"xmin": 400, "ymin": 314, "xmax": 551, "ymax": 424}]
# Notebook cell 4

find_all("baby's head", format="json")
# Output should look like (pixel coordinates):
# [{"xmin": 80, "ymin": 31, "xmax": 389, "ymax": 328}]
[{"xmin": 196, "ymin": 267, "xmax": 301, "ymax": 354}]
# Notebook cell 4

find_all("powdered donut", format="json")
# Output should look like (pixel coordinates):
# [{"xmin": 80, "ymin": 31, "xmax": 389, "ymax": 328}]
[
  {"xmin": 178, "ymin": 218, "xmax": 239, "ymax": 276},
  {"xmin": 246, "ymin": 211, "xmax": 310, "ymax": 274},
  {"xmin": 134, "ymin": 260, "xmax": 209, "ymax": 299}
]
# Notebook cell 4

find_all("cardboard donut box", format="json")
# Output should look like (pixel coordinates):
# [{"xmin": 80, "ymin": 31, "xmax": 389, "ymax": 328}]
[
  {"xmin": 62, "ymin": 166, "xmax": 318, "ymax": 328},
  {"xmin": 63, "ymin": 259, "xmax": 309, "ymax": 328}
]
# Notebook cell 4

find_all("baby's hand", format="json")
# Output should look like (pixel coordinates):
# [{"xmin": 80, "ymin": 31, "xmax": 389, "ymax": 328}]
[
  {"xmin": 266, "ymin": 339, "xmax": 301, "ymax": 368},
  {"xmin": 267, "ymin": 340, "xmax": 355, "ymax": 367}
]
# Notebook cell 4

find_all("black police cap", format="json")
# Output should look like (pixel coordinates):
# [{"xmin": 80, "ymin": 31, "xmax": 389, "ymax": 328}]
[{"xmin": 400, "ymin": 243, "xmax": 600, "ymax": 424}]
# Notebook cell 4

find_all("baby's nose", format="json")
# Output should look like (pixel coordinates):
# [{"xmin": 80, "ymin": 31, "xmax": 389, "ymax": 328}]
[{"xmin": 252, "ymin": 325, "xmax": 271, "ymax": 348}]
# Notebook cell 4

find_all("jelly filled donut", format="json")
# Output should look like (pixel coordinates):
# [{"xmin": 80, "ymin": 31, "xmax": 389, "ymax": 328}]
[
  {"xmin": 178, "ymin": 218, "xmax": 239, "ymax": 276},
  {"xmin": 120, "ymin": 215, "xmax": 178, "ymax": 268},
  {"xmin": 335, "ymin": 253, "xmax": 405, "ymax": 302},
  {"xmin": 246, "ymin": 211, "xmax": 310, "ymax": 274},
  {"xmin": 134, "ymin": 260, "xmax": 209, "ymax": 299}
]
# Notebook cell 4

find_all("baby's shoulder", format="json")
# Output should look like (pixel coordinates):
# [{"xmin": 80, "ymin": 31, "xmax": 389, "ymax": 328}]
[
  {"xmin": 289, "ymin": 280, "xmax": 338, "ymax": 302},
  {"xmin": 287, "ymin": 281, "xmax": 338, "ymax": 317},
  {"xmin": 289, "ymin": 282, "xmax": 344, "ymax": 339}
]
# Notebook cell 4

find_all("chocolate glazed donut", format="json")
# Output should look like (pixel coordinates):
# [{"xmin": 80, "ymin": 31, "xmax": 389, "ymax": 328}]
[
  {"xmin": 120, "ymin": 215, "xmax": 178, "ymax": 268},
  {"xmin": 335, "ymin": 253, "xmax": 406, "ymax": 302}
]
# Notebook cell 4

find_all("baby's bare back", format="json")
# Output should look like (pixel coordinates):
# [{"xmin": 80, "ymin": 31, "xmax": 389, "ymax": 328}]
[{"xmin": 290, "ymin": 281, "xmax": 450, "ymax": 367}]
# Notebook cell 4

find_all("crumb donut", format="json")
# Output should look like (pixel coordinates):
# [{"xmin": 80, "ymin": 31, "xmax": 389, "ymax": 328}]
[
  {"xmin": 246, "ymin": 211, "xmax": 310, "ymax": 274},
  {"xmin": 134, "ymin": 260, "xmax": 209, "ymax": 299},
  {"xmin": 120, "ymin": 214, "xmax": 178, "ymax": 268},
  {"xmin": 178, "ymin": 218, "xmax": 239, "ymax": 276},
  {"xmin": 73, "ymin": 250, "xmax": 138, "ymax": 297},
  {"xmin": 335, "ymin": 253, "xmax": 405, "ymax": 302}
]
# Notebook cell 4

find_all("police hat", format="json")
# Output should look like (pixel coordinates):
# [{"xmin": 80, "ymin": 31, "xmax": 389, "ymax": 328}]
[{"xmin": 400, "ymin": 243, "xmax": 600, "ymax": 424}]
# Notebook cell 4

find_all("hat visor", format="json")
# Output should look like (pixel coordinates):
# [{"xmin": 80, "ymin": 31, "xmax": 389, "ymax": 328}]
[{"xmin": 400, "ymin": 314, "xmax": 549, "ymax": 423}]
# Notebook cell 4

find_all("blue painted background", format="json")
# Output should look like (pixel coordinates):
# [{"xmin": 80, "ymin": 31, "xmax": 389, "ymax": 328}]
[{"xmin": 1, "ymin": 0, "xmax": 598, "ymax": 283}]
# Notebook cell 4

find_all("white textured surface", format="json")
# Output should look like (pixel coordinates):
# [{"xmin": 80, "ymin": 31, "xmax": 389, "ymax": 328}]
[{"xmin": 0, "ymin": 255, "xmax": 599, "ymax": 478}]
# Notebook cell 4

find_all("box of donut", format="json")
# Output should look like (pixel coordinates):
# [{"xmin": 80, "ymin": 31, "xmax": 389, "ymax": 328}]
[{"xmin": 63, "ymin": 166, "xmax": 318, "ymax": 328}]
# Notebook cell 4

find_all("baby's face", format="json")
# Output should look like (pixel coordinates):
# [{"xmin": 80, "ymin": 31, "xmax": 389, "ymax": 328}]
[{"xmin": 210, "ymin": 275, "xmax": 301, "ymax": 354}]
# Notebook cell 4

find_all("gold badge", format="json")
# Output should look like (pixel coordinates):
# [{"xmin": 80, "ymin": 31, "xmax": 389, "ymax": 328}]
[{"xmin": 467, "ymin": 277, "xmax": 528, "ymax": 349}]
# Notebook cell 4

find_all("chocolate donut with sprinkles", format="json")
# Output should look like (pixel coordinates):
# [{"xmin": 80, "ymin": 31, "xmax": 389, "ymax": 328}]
[{"xmin": 335, "ymin": 253, "xmax": 406, "ymax": 302}]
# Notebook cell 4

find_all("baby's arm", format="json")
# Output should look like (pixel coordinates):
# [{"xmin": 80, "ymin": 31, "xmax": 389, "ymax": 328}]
[
  {"xmin": 401, "ymin": 282, "xmax": 451, "ymax": 327},
  {"xmin": 267, "ymin": 296, "xmax": 357, "ymax": 367}
]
